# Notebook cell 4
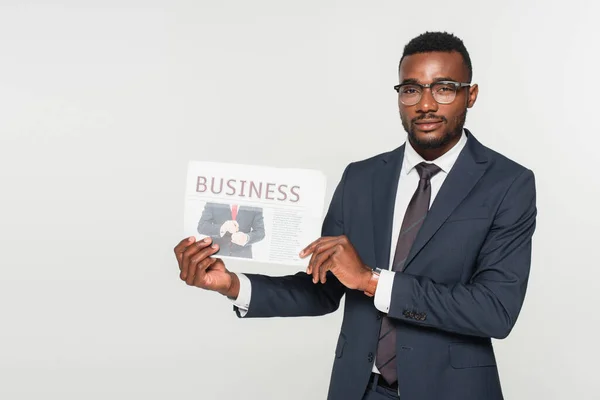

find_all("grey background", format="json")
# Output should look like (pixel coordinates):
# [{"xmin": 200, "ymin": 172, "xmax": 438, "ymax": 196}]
[{"xmin": 0, "ymin": 0, "xmax": 598, "ymax": 399}]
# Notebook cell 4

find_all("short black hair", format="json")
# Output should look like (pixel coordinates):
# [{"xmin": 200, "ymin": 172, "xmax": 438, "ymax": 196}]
[{"xmin": 399, "ymin": 31, "xmax": 472, "ymax": 82}]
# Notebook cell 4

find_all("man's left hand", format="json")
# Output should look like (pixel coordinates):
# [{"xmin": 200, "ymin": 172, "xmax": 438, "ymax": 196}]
[
  {"xmin": 300, "ymin": 235, "xmax": 372, "ymax": 291},
  {"xmin": 231, "ymin": 232, "xmax": 249, "ymax": 246}
]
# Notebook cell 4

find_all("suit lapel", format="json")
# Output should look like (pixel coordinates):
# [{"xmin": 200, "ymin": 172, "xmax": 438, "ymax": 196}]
[
  {"xmin": 403, "ymin": 131, "xmax": 490, "ymax": 270},
  {"xmin": 372, "ymin": 145, "xmax": 405, "ymax": 270}
]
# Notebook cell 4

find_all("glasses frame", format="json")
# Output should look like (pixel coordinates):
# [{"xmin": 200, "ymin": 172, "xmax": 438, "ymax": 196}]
[{"xmin": 393, "ymin": 81, "xmax": 471, "ymax": 105}]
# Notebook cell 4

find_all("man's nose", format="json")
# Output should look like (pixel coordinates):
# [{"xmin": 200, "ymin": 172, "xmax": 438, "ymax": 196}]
[{"xmin": 416, "ymin": 88, "xmax": 439, "ymax": 113}]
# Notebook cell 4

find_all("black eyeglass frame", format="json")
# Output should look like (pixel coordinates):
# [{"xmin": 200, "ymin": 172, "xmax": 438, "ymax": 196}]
[{"xmin": 393, "ymin": 81, "xmax": 471, "ymax": 105}]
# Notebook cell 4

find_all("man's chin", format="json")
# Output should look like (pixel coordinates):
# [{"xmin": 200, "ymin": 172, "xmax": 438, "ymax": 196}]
[{"xmin": 408, "ymin": 130, "xmax": 450, "ymax": 150}]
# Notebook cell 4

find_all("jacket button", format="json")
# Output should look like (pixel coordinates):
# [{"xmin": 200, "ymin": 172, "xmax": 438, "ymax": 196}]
[
  {"xmin": 368, "ymin": 353, "xmax": 374, "ymax": 363},
  {"xmin": 376, "ymin": 313, "xmax": 382, "ymax": 320}
]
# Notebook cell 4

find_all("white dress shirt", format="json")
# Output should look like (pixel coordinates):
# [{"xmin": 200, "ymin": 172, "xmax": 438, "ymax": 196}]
[
  {"xmin": 230, "ymin": 130, "xmax": 468, "ymax": 372},
  {"xmin": 370, "ymin": 130, "xmax": 467, "ymax": 374}
]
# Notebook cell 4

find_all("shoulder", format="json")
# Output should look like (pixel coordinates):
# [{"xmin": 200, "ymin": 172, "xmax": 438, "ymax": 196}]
[
  {"xmin": 340, "ymin": 145, "xmax": 404, "ymax": 181},
  {"xmin": 204, "ymin": 202, "xmax": 228, "ymax": 211},
  {"xmin": 463, "ymin": 130, "xmax": 533, "ymax": 182},
  {"xmin": 479, "ymin": 142, "xmax": 534, "ymax": 183},
  {"xmin": 472, "ymin": 139, "xmax": 536, "ymax": 204},
  {"xmin": 487, "ymin": 147, "xmax": 529, "ymax": 172}
]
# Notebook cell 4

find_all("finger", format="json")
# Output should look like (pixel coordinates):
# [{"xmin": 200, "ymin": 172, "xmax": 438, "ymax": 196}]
[
  {"xmin": 174, "ymin": 236, "xmax": 196, "ymax": 254},
  {"xmin": 192, "ymin": 257, "xmax": 218, "ymax": 287},
  {"xmin": 301, "ymin": 236, "xmax": 338, "ymax": 259},
  {"xmin": 312, "ymin": 255, "xmax": 333, "ymax": 284},
  {"xmin": 308, "ymin": 245, "xmax": 337, "ymax": 278},
  {"xmin": 185, "ymin": 247, "xmax": 210, "ymax": 286},
  {"xmin": 321, "ymin": 245, "xmax": 342, "ymax": 283},
  {"xmin": 310, "ymin": 246, "xmax": 334, "ymax": 284},
  {"xmin": 307, "ymin": 238, "xmax": 340, "ymax": 274},
  {"xmin": 187, "ymin": 245, "xmax": 217, "ymax": 285},
  {"xmin": 301, "ymin": 237, "xmax": 329, "ymax": 258},
  {"xmin": 187, "ymin": 249, "xmax": 216, "ymax": 286},
  {"xmin": 189, "ymin": 243, "xmax": 220, "ymax": 275},
  {"xmin": 181, "ymin": 237, "xmax": 212, "ymax": 280},
  {"xmin": 186, "ymin": 260, "xmax": 198, "ymax": 285},
  {"xmin": 320, "ymin": 258, "xmax": 335, "ymax": 284},
  {"xmin": 174, "ymin": 237, "xmax": 196, "ymax": 269}
]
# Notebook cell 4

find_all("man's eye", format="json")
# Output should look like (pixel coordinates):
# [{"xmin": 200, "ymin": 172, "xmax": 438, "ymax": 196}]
[{"xmin": 435, "ymin": 84, "xmax": 456, "ymax": 93}]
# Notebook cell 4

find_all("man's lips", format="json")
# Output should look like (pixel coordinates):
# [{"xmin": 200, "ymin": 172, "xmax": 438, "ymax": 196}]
[{"xmin": 414, "ymin": 120, "xmax": 444, "ymax": 130}]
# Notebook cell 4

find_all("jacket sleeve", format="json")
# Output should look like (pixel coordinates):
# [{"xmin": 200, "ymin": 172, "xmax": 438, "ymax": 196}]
[
  {"xmin": 245, "ymin": 210, "xmax": 266, "ymax": 245},
  {"xmin": 234, "ymin": 165, "xmax": 351, "ymax": 318},
  {"xmin": 387, "ymin": 169, "xmax": 537, "ymax": 339},
  {"xmin": 197, "ymin": 203, "xmax": 222, "ymax": 238}
]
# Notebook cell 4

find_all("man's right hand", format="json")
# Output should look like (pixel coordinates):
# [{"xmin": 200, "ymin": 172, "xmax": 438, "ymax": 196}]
[
  {"xmin": 173, "ymin": 237, "xmax": 240, "ymax": 298},
  {"xmin": 219, "ymin": 220, "xmax": 239, "ymax": 236}
]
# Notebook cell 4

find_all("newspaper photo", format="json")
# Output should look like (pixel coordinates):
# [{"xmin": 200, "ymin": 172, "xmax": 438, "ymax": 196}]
[{"xmin": 184, "ymin": 161, "xmax": 327, "ymax": 267}]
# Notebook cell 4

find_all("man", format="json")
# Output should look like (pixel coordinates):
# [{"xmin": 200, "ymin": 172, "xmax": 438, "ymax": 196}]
[
  {"xmin": 174, "ymin": 31, "xmax": 536, "ymax": 400},
  {"xmin": 197, "ymin": 202, "xmax": 265, "ymax": 259}
]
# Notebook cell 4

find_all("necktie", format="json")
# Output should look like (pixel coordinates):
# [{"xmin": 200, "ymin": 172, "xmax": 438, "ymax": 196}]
[
  {"xmin": 375, "ymin": 162, "xmax": 442, "ymax": 385},
  {"xmin": 231, "ymin": 205, "xmax": 238, "ymax": 220}
]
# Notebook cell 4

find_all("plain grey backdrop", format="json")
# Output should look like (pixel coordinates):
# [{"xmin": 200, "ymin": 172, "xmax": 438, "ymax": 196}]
[{"xmin": 1, "ymin": 0, "xmax": 598, "ymax": 399}]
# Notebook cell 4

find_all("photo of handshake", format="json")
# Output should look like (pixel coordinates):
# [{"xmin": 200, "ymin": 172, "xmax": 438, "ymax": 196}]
[{"xmin": 220, "ymin": 220, "xmax": 249, "ymax": 246}]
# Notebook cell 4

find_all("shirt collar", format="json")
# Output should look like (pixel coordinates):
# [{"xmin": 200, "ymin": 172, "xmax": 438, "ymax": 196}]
[{"xmin": 402, "ymin": 129, "xmax": 468, "ymax": 175}]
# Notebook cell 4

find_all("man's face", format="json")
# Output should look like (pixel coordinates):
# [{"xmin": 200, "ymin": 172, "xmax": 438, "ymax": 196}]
[{"xmin": 398, "ymin": 51, "xmax": 478, "ymax": 151}]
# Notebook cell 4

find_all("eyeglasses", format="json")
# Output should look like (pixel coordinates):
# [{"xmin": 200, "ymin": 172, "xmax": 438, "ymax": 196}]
[{"xmin": 393, "ymin": 81, "xmax": 470, "ymax": 106}]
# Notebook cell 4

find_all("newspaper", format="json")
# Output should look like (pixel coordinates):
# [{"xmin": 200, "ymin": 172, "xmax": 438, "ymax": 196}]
[{"xmin": 184, "ymin": 161, "xmax": 327, "ymax": 267}]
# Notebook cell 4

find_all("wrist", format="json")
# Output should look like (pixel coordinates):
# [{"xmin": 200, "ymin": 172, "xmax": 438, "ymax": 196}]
[
  {"xmin": 224, "ymin": 272, "xmax": 240, "ymax": 299},
  {"xmin": 362, "ymin": 267, "xmax": 380, "ymax": 297}
]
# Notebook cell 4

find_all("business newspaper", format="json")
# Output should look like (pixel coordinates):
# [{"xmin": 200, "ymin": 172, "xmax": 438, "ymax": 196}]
[{"xmin": 184, "ymin": 161, "xmax": 327, "ymax": 267}]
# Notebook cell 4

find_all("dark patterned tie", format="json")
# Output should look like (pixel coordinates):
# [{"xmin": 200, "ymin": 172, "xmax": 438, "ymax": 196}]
[{"xmin": 375, "ymin": 162, "xmax": 442, "ymax": 385}]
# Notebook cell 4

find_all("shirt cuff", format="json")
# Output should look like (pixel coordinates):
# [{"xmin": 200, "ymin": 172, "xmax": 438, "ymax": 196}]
[
  {"xmin": 230, "ymin": 272, "xmax": 251, "ymax": 317},
  {"xmin": 373, "ymin": 269, "xmax": 395, "ymax": 313}
]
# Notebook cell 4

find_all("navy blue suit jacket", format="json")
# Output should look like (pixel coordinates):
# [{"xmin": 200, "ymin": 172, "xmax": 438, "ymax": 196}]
[
  {"xmin": 197, "ymin": 203, "xmax": 265, "ymax": 259},
  {"xmin": 235, "ymin": 130, "xmax": 537, "ymax": 400}
]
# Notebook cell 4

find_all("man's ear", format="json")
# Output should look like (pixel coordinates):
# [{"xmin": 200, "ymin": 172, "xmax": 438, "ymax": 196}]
[{"xmin": 467, "ymin": 84, "xmax": 479, "ymax": 108}]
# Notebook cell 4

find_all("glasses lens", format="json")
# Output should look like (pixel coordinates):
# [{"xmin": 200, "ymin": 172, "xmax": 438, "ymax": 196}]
[
  {"xmin": 431, "ymin": 82, "xmax": 457, "ymax": 104},
  {"xmin": 399, "ymin": 84, "xmax": 421, "ymax": 106}
]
